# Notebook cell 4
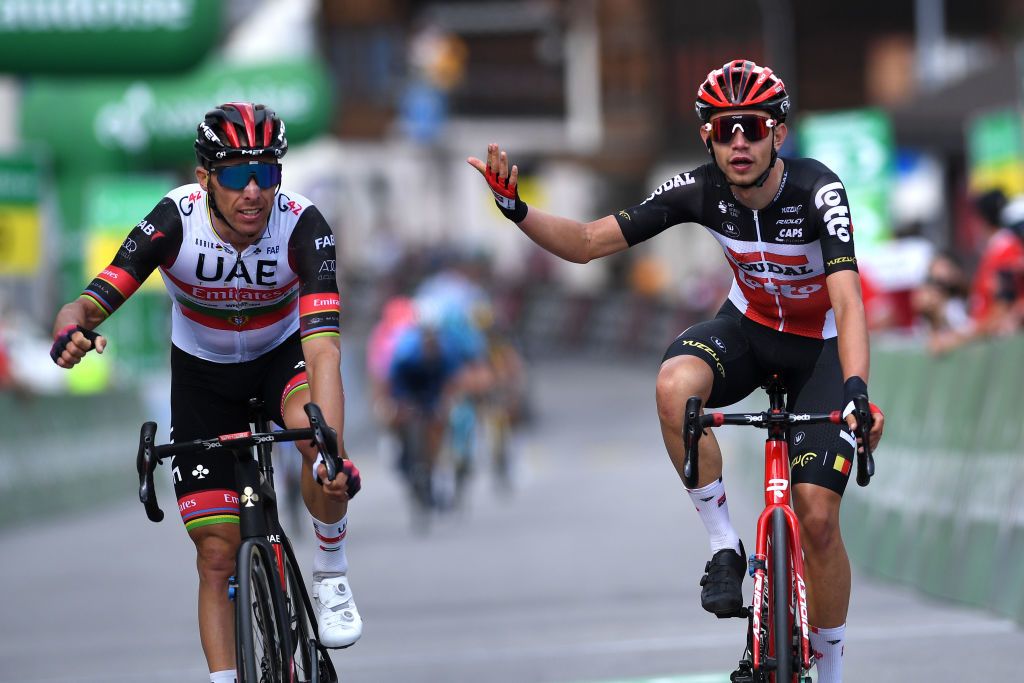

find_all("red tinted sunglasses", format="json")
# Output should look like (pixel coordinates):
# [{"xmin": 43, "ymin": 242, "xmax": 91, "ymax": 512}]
[{"xmin": 706, "ymin": 114, "xmax": 776, "ymax": 144}]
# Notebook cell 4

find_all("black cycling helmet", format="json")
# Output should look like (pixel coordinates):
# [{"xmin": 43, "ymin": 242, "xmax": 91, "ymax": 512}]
[
  {"xmin": 695, "ymin": 59, "xmax": 790, "ymax": 124},
  {"xmin": 194, "ymin": 102, "xmax": 288, "ymax": 168}
]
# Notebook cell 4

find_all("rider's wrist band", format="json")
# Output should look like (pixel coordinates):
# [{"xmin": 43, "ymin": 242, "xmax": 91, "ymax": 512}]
[
  {"xmin": 492, "ymin": 191, "xmax": 528, "ymax": 223},
  {"xmin": 843, "ymin": 376, "xmax": 868, "ymax": 398}
]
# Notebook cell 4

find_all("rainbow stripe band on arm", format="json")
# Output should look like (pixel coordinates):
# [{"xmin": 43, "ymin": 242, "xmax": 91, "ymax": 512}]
[
  {"xmin": 299, "ymin": 292, "xmax": 341, "ymax": 342},
  {"xmin": 82, "ymin": 265, "xmax": 143, "ymax": 317}
]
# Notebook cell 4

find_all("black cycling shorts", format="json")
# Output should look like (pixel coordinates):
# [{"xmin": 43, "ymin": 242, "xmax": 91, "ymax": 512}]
[
  {"xmin": 663, "ymin": 301, "xmax": 856, "ymax": 496},
  {"xmin": 170, "ymin": 334, "xmax": 308, "ymax": 532}
]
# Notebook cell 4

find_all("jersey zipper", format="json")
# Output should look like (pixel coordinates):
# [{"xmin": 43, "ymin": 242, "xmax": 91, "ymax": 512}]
[{"xmin": 752, "ymin": 209, "xmax": 785, "ymax": 332}]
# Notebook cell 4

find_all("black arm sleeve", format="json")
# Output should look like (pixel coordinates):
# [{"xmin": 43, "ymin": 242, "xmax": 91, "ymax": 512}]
[
  {"xmin": 613, "ymin": 167, "xmax": 707, "ymax": 247},
  {"xmin": 811, "ymin": 173, "xmax": 860, "ymax": 275},
  {"xmin": 288, "ymin": 205, "xmax": 341, "ymax": 341},
  {"xmin": 81, "ymin": 197, "xmax": 182, "ymax": 316}
]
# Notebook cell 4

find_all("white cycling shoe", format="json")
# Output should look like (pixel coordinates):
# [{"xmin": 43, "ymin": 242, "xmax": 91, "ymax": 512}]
[{"xmin": 312, "ymin": 572, "xmax": 363, "ymax": 649}]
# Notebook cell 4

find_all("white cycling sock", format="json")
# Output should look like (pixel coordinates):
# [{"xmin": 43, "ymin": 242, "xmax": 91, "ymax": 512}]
[
  {"xmin": 312, "ymin": 515, "xmax": 349, "ymax": 575},
  {"xmin": 809, "ymin": 623, "xmax": 845, "ymax": 683},
  {"xmin": 686, "ymin": 477, "xmax": 741, "ymax": 554},
  {"xmin": 209, "ymin": 669, "xmax": 236, "ymax": 683}
]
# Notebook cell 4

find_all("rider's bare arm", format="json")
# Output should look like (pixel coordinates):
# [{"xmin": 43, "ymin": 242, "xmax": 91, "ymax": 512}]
[
  {"xmin": 468, "ymin": 143, "xmax": 629, "ymax": 263},
  {"xmin": 516, "ymin": 210, "xmax": 628, "ymax": 264},
  {"xmin": 826, "ymin": 269, "xmax": 870, "ymax": 384},
  {"xmin": 303, "ymin": 336, "xmax": 344, "ymax": 443},
  {"xmin": 52, "ymin": 296, "xmax": 107, "ymax": 337},
  {"xmin": 827, "ymin": 269, "xmax": 884, "ymax": 446}
]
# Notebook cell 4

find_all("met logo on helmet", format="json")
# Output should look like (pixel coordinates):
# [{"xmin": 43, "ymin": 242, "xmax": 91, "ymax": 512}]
[{"xmin": 199, "ymin": 122, "xmax": 220, "ymax": 144}]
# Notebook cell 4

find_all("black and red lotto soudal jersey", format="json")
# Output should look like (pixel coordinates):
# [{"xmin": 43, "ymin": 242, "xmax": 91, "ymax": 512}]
[
  {"xmin": 614, "ymin": 157, "xmax": 859, "ymax": 339},
  {"xmin": 81, "ymin": 184, "xmax": 340, "ymax": 363}
]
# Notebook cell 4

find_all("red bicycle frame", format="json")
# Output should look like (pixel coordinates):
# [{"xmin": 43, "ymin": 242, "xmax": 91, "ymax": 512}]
[
  {"xmin": 747, "ymin": 422, "xmax": 811, "ymax": 674},
  {"xmin": 682, "ymin": 374, "xmax": 873, "ymax": 682}
]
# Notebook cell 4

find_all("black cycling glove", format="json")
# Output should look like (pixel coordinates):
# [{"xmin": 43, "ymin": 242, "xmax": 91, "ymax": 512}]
[
  {"xmin": 49, "ymin": 324, "xmax": 100, "ymax": 364},
  {"xmin": 841, "ymin": 375, "xmax": 868, "ymax": 420}
]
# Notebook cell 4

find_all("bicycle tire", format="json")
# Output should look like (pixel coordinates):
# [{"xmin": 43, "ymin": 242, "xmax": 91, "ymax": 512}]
[
  {"xmin": 770, "ymin": 508, "xmax": 793, "ymax": 683},
  {"xmin": 282, "ymin": 540, "xmax": 338, "ymax": 683},
  {"xmin": 236, "ymin": 541, "xmax": 291, "ymax": 683}
]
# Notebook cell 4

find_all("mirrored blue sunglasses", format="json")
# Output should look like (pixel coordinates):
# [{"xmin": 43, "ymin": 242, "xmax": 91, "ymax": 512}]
[{"xmin": 212, "ymin": 162, "xmax": 282, "ymax": 190}]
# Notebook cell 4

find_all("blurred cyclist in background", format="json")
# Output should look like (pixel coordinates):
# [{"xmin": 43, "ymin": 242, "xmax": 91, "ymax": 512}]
[
  {"xmin": 49, "ymin": 103, "xmax": 362, "ymax": 682},
  {"xmin": 386, "ymin": 296, "xmax": 492, "ymax": 517},
  {"xmin": 470, "ymin": 59, "xmax": 884, "ymax": 683},
  {"xmin": 472, "ymin": 298, "xmax": 529, "ymax": 493}
]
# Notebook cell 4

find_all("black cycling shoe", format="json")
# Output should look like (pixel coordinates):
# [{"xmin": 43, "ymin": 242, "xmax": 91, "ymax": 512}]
[{"xmin": 699, "ymin": 541, "xmax": 746, "ymax": 615}]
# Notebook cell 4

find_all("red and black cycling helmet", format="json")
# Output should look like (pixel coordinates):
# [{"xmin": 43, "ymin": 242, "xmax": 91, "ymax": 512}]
[
  {"xmin": 695, "ymin": 59, "xmax": 790, "ymax": 124},
  {"xmin": 194, "ymin": 102, "xmax": 288, "ymax": 168}
]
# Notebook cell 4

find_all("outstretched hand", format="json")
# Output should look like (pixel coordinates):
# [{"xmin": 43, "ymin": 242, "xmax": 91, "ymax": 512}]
[
  {"xmin": 467, "ymin": 143, "xmax": 519, "ymax": 190},
  {"xmin": 468, "ymin": 143, "xmax": 528, "ymax": 222}
]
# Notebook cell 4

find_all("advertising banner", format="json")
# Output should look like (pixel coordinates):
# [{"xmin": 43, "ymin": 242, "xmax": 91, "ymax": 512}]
[
  {"xmin": 797, "ymin": 108, "xmax": 895, "ymax": 248},
  {"xmin": 20, "ymin": 57, "xmax": 333, "ymax": 170},
  {"xmin": 82, "ymin": 174, "xmax": 173, "ymax": 375},
  {"xmin": 0, "ymin": 0, "xmax": 220, "ymax": 74},
  {"xmin": 966, "ymin": 109, "xmax": 1024, "ymax": 196},
  {"xmin": 0, "ymin": 152, "xmax": 42, "ymax": 276}
]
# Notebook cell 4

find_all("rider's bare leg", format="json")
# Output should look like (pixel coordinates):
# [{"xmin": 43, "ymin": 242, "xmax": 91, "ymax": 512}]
[
  {"xmin": 191, "ymin": 522, "xmax": 241, "ymax": 673},
  {"xmin": 793, "ymin": 482, "xmax": 848, "ymax": 683}
]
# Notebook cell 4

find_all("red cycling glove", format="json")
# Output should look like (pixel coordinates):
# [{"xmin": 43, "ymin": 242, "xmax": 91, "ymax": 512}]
[{"xmin": 485, "ymin": 166, "xmax": 528, "ymax": 223}]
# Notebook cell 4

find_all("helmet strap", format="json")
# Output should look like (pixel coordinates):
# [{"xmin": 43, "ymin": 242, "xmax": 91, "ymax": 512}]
[{"xmin": 205, "ymin": 180, "xmax": 244, "ymax": 239}]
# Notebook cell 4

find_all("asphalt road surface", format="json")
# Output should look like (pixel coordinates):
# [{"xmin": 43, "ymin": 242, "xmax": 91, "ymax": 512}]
[{"xmin": 2, "ymin": 355, "xmax": 1021, "ymax": 682}]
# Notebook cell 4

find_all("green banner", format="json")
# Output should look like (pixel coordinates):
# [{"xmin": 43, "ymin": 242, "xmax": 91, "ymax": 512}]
[
  {"xmin": 966, "ymin": 109, "xmax": 1024, "ymax": 196},
  {"xmin": 20, "ymin": 57, "xmax": 334, "ymax": 170},
  {"xmin": 0, "ymin": 0, "xmax": 220, "ymax": 74},
  {"xmin": 82, "ymin": 174, "xmax": 173, "ymax": 377},
  {"xmin": 797, "ymin": 108, "xmax": 895, "ymax": 247},
  {"xmin": 0, "ymin": 151, "xmax": 42, "ymax": 275}
]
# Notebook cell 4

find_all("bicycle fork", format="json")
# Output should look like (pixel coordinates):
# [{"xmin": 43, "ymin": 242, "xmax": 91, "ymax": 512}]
[{"xmin": 750, "ymin": 435, "xmax": 812, "ymax": 677}]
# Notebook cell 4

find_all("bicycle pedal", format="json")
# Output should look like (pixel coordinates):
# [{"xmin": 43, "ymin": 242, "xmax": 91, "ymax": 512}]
[{"xmin": 729, "ymin": 662, "xmax": 754, "ymax": 683}]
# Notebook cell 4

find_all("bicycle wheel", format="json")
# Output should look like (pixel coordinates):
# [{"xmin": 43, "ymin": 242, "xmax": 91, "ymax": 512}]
[
  {"xmin": 282, "ymin": 541, "xmax": 338, "ymax": 683},
  {"xmin": 236, "ymin": 541, "xmax": 290, "ymax": 683},
  {"xmin": 770, "ymin": 508, "xmax": 793, "ymax": 683}
]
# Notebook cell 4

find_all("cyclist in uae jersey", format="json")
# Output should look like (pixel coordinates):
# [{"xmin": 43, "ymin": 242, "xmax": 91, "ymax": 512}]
[
  {"xmin": 469, "ymin": 60, "xmax": 884, "ymax": 683},
  {"xmin": 49, "ymin": 103, "xmax": 363, "ymax": 682}
]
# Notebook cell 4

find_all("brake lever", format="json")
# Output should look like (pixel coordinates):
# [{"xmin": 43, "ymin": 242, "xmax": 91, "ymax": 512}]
[
  {"xmin": 682, "ymin": 396, "xmax": 703, "ymax": 489},
  {"xmin": 852, "ymin": 396, "xmax": 874, "ymax": 487},
  {"xmin": 304, "ymin": 402, "xmax": 339, "ymax": 482},
  {"xmin": 136, "ymin": 421, "xmax": 164, "ymax": 522}
]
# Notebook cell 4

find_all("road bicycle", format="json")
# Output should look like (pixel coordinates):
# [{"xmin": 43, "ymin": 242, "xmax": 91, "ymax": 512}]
[
  {"xmin": 682, "ymin": 375, "xmax": 874, "ymax": 683},
  {"xmin": 136, "ymin": 400, "xmax": 342, "ymax": 683}
]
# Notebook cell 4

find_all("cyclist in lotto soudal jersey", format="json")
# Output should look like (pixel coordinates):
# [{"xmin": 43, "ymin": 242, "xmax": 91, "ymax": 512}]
[
  {"xmin": 469, "ymin": 60, "xmax": 884, "ymax": 683},
  {"xmin": 50, "ymin": 103, "xmax": 363, "ymax": 683}
]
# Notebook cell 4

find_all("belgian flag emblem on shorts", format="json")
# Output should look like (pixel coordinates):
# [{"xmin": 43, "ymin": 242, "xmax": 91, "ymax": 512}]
[{"xmin": 833, "ymin": 454, "xmax": 852, "ymax": 476}]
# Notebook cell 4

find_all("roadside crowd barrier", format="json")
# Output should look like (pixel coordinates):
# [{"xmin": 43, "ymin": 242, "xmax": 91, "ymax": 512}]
[
  {"xmin": 0, "ymin": 388, "xmax": 146, "ymax": 527},
  {"xmin": 842, "ymin": 334, "xmax": 1024, "ymax": 623}
]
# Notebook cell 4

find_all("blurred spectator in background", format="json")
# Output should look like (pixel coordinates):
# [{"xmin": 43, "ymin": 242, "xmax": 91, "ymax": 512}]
[
  {"xmin": 911, "ymin": 250, "xmax": 971, "ymax": 345},
  {"xmin": 930, "ymin": 189, "xmax": 1024, "ymax": 353},
  {"xmin": 858, "ymin": 266, "xmax": 899, "ymax": 331}
]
